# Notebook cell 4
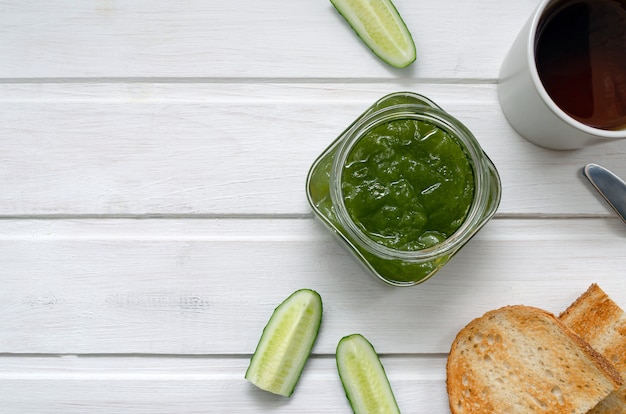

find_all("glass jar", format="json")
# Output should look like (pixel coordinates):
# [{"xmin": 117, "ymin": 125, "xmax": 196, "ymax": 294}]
[{"xmin": 306, "ymin": 92, "xmax": 501, "ymax": 286}]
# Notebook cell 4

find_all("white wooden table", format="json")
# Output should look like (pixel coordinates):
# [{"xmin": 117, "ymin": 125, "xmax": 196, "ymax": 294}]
[{"xmin": 1, "ymin": 1, "xmax": 625, "ymax": 412}]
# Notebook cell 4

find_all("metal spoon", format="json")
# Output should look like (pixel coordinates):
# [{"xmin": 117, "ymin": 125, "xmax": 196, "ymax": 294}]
[{"xmin": 582, "ymin": 163, "xmax": 626, "ymax": 224}]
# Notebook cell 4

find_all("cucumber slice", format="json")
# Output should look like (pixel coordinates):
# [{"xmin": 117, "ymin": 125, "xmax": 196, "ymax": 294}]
[
  {"xmin": 245, "ymin": 289, "xmax": 323, "ymax": 397},
  {"xmin": 330, "ymin": 0, "xmax": 416, "ymax": 68},
  {"xmin": 336, "ymin": 334, "xmax": 400, "ymax": 414}
]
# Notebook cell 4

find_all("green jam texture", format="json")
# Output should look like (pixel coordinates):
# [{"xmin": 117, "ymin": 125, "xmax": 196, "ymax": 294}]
[{"xmin": 341, "ymin": 118, "xmax": 475, "ymax": 251}]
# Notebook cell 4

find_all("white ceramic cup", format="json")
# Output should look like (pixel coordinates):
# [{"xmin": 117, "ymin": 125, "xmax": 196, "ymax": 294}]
[{"xmin": 498, "ymin": 0, "xmax": 626, "ymax": 150}]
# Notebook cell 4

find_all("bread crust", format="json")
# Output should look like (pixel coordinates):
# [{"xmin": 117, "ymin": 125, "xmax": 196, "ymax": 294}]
[{"xmin": 446, "ymin": 305, "xmax": 622, "ymax": 414}]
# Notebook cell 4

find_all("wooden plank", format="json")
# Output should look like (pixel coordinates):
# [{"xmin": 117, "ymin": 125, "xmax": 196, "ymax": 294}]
[
  {"xmin": 0, "ymin": 0, "xmax": 539, "ymax": 80},
  {"xmin": 0, "ymin": 355, "xmax": 449, "ymax": 413},
  {"xmin": 1, "ymin": 83, "xmax": 624, "ymax": 216},
  {"xmin": 1, "ymin": 217, "xmax": 624, "ymax": 355}
]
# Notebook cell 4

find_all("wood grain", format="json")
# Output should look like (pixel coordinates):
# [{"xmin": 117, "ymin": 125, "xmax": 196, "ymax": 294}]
[
  {"xmin": 0, "ymin": 355, "xmax": 449, "ymax": 413},
  {"xmin": 1, "ymin": 218, "xmax": 624, "ymax": 355},
  {"xmin": 0, "ymin": 0, "xmax": 538, "ymax": 79},
  {"xmin": 2, "ymin": 83, "xmax": 624, "ymax": 216}
]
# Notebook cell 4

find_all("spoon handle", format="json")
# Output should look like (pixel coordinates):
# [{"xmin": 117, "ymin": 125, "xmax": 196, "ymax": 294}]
[{"xmin": 583, "ymin": 163, "xmax": 626, "ymax": 224}]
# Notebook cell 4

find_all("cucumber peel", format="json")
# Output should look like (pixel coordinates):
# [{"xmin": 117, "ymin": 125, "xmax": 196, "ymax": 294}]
[
  {"xmin": 330, "ymin": 0, "xmax": 416, "ymax": 68},
  {"xmin": 336, "ymin": 334, "xmax": 400, "ymax": 414},
  {"xmin": 245, "ymin": 289, "xmax": 323, "ymax": 397}
]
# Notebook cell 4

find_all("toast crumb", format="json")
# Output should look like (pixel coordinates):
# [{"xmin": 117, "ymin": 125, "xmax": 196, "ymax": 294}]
[{"xmin": 447, "ymin": 305, "xmax": 622, "ymax": 414}]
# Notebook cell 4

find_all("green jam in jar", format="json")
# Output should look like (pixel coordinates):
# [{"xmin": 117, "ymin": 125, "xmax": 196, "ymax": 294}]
[
  {"xmin": 306, "ymin": 92, "xmax": 501, "ymax": 286},
  {"xmin": 341, "ymin": 118, "xmax": 475, "ymax": 252}
]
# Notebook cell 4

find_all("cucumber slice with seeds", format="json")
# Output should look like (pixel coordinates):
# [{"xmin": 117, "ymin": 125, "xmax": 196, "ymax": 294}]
[
  {"xmin": 336, "ymin": 334, "xmax": 400, "ymax": 414},
  {"xmin": 245, "ymin": 289, "xmax": 323, "ymax": 397},
  {"xmin": 330, "ymin": 0, "xmax": 416, "ymax": 68}
]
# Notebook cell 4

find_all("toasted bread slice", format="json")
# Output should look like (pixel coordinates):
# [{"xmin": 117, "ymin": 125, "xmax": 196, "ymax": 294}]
[
  {"xmin": 447, "ymin": 305, "xmax": 622, "ymax": 414},
  {"xmin": 560, "ymin": 284, "xmax": 626, "ymax": 414}
]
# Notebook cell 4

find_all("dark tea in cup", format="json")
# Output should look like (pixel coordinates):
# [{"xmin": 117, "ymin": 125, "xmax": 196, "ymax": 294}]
[{"xmin": 535, "ymin": 0, "xmax": 626, "ymax": 130}]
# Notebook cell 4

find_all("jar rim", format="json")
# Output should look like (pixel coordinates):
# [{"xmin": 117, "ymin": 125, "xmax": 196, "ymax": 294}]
[{"xmin": 329, "ymin": 103, "xmax": 492, "ymax": 262}]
